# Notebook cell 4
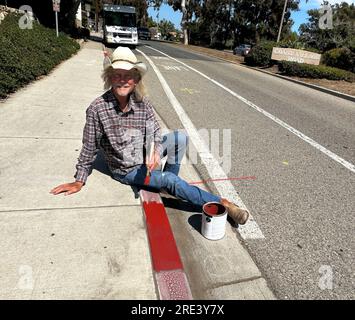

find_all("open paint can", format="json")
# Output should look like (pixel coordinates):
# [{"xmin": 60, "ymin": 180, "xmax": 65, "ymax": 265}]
[{"xmin": 201, "ymin": 202, "xmax": 227, "ymax": 240}]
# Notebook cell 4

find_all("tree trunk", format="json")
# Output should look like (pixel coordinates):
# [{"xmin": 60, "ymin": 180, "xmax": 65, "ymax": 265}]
[{"xmin": 181, "ymin": 0, "xmax": 188, "ymax": 45}]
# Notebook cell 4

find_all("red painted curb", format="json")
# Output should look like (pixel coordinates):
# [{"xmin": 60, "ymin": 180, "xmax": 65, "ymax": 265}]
[
  {"xmin": 142, "ymin": 201, "xmax": 183, "ymax": 271},
  {"xmin": 140, "ymin": 190, "xmax": 193, "ymax": 300}
]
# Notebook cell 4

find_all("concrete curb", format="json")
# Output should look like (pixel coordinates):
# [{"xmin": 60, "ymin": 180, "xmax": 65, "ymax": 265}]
[
  {"xmin": 251, "ymin": 67, "xmax": 355, "ymax": 103},
  {"xmin": 139, "ymin": 190, "xmax": 193, "ymax": 300}
]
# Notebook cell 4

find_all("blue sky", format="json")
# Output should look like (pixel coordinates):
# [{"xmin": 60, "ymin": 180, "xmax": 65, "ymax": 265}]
[{"xmin": 147, "ymin": 0, "xmax": 354, "ymax": 34}]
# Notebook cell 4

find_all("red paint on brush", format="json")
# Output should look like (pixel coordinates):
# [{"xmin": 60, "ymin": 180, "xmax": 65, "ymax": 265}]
[
  {"xmin": 143, "ymin": 201, "xmax": 183, "ymax": 272},
  {"xmin": 144, "ymin": 175, "xmax": 150, "ymax": 185}
]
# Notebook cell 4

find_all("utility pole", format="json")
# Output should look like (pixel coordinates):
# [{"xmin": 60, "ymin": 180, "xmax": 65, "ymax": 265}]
[
  {"xmin": 277, "ymin": 0, "xmax": 288, "ymax": 43},
  {"xmin": 95, "ymin": 0, "xmax": 99, "ymax": 32},
  {"xmin": 157, "ymin": 9, "xmax": 159, "ymax": 39}
]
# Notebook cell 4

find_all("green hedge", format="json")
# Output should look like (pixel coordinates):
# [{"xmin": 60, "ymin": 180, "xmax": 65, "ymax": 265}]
[
  {"xmin": 0, "ymin": 13, "xmax": 80, "ymax": 99},
  {"xmin": 244, "ymin": 41, "xmax": 277, "ymax": 67},
  {"xmin": 278, "ymin": 61, "xmax": 355, "ymax": 82},
  {"xmin": 322, "ymin": 48, "xmax": 355, "ymax": 73}
]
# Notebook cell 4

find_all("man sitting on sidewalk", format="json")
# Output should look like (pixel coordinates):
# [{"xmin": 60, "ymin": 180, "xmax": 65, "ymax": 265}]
[{"xmin": 50, "ymin": 47, "xmax": 249, "ymax": 225}]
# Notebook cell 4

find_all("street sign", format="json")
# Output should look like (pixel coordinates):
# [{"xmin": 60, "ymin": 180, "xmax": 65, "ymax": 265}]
[
  {"xmin": 271, "ymin": 47, "xmax": 321, "ymax": 65},
  {"xmin": 52, "ymin": 0, "xmax": 60, "ymax": 37},
  {"xmin": 53, "ymin": 0, "xmax": 60, "ymax": 12}
]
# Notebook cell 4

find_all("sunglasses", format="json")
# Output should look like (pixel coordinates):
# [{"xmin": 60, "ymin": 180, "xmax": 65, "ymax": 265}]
[{"xmin": 111, "ymin": 72, "xmax": 136, "ymax": 81}]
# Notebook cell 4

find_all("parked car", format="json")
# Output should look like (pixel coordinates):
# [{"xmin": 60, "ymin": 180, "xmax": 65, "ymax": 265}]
[
  {"xmin": 233, "ymin": 44, "xmax": 251, "ymax": 56},
  {"xmin": 153, "ymin": 32, "xmax": 161, "ymax": 40},
  {"xmin": 138, "ymin": 27, "xmax": 150, "ymax": 40}
]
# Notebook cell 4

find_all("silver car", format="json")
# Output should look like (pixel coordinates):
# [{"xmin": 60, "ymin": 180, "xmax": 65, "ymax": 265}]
[
  {"xmin": 233, "ymin": 44, "xmax": 251, "ymax": 56},
  {"xmin": 138, "ymin": 27, "xmax": 150, "ymax": 40}
]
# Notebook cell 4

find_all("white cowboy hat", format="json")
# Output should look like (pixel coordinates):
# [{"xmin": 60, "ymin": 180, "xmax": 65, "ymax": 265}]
[{"xmin": 110, "ymin": 46, "xmax": 147, "ymax": 75}]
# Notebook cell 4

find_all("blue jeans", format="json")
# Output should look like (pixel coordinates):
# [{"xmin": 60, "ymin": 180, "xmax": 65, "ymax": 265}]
[{"xmin": 113, "ymin": 130, "xmax": 220, "ymax": 207}]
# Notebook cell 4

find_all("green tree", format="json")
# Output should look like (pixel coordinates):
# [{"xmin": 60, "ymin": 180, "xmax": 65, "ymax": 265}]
[
  {"xmin": 164, "ymin": 0, "xmax": 203, "ymax": 45},
  {"xmin": 232, "ymin": 0, "xmax": 300, "ymax": 46},
  {"xmin": 149, "ymin": 0, "xmax": 299, "ymax": 47},
  {"xmin": 147, "ymin": 16, "xmax": 158, "ymax": 28},
  {"xmin": 159, "ymin": 18, "xmax": 176, "ymax": 39},
  {"xmin": 187, "ymin": 0, "xmax": 299, "ymax": 48},
  {"xmin": 197, "ymin": 0, "xmax": 234, "ymax": 48},
  {"xmin": 299, "ymin": 1, "xmax": 355, "ymax": 52}
]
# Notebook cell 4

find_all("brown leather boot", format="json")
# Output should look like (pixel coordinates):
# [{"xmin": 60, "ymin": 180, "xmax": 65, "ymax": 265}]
[{"xmin": 220, "ymin": 198, "xmax": 249, "ymax": 225}]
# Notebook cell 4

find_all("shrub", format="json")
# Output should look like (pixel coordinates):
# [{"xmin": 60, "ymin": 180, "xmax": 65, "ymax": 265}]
[
  {"xmin": 71, "ymin": 27, "xmax": 90, "ymax": 40},
  {"xmin": 322, "ymin": 47, "xmax": 355, "ymax": 73},
  {"xmin": 0, "ymin": 13, "xmax": 80, "ymax": 99},
  {"xmin": 278, "ymin": 61, "xmax": 355, "ymax": 82},
  {"xmin": 244, "ymin": 41, "xmax": 277, "ymax": 67}
]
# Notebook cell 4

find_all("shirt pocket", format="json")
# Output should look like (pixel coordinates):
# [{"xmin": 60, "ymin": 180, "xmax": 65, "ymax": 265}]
[{"xmin": 105, "ymin": 125, "xmax": 127, "ymax": 147}]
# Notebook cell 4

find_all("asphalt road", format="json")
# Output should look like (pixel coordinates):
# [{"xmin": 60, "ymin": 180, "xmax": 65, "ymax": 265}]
[{"xmin": 136, "ymin": 40, "xmax": 355, "ymax": 300}]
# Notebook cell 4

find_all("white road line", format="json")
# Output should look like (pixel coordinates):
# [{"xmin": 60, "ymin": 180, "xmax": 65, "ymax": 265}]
[
  {"xmin": 144, "ymin": 45, "xmax": 355, "ymax": 175},
  {"xmin": 137, "ymin": 49, "xmax": 265, "ymax": 240}
]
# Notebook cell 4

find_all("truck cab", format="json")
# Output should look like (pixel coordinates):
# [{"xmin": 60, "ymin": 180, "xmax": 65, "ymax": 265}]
[{"xmin": 102, "ymin": 5, "xmax": 138, "ymax": 48}]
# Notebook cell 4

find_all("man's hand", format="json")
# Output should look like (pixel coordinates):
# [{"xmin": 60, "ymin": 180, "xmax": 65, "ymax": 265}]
[
  {"xmin": 147, "ymin": 151, "xmax": 161, "ymax": 172},
  {"xmin": 50, "ymin": 181, "xmax": 84, "ymax": 196}
]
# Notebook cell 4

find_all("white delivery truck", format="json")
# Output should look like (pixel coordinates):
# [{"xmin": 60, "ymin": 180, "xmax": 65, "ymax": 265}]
[{"xmin": 102, "ymin": 4, "xmax": 138, "ymax": 48}]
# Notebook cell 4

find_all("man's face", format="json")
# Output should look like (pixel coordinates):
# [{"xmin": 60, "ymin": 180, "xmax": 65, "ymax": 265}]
[{"xmin": 110, "ymin": 68, "xmax": 139, "ymax": 97}]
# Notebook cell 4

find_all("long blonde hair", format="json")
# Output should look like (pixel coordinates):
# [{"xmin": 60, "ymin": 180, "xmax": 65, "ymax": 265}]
[{"xmin": 101, "ymin": 66, "xmax": 147, "ymax": 101}]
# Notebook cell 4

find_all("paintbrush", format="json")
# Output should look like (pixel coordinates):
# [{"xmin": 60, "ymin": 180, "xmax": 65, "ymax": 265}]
[{"xmin": 144, "ymin": 141, "xmax": 154, "ymax": 185}]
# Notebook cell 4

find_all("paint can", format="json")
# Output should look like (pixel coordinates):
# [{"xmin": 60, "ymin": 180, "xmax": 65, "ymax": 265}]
[{"xmin": 201, "ymin": 202, "xmax": 227, "ymax": 240}]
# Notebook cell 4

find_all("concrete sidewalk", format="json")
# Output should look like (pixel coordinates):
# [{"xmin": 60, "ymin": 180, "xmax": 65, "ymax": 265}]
[
  {"xmin": 0, "ymin": 41, "xmax": 276, "ymax": 300},
  {"xmin": 0, "ymin": 43, "xmax": 156, "ymax": 299}
]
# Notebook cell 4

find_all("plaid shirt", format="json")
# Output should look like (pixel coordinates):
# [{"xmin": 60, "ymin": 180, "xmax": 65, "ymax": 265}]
[{"xmin": 74, "ymin": 90, "xmax": 163, "ymax": 183}]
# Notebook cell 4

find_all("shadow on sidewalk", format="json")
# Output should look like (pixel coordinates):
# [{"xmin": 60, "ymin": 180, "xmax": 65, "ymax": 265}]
[
  {"xmin": 161, "ymin": 197, "xmax": 202, "ymax": 213},
  {"xmin": 188, "ymin": 214, "xmax": 202, "ymax": 233},
  {"xmin": 90, "ymin": 35, "xmax": 103, "ymax": 43}
]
